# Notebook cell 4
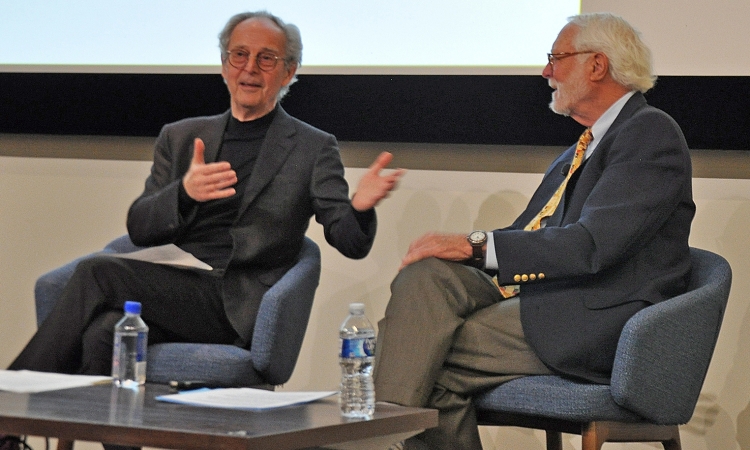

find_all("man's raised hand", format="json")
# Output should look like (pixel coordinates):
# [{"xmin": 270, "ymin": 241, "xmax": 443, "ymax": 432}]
[
  {"xmin": 182, "ymin": 138, "xmax": 238, "ymax": 202},
  {"xmin": 351, "ymin": 152, "xmax": 406, "ymax": 211}
]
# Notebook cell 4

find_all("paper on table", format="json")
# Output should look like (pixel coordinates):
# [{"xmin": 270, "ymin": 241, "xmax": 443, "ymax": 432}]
[
  {"xmin": 110, "ymin": 244, "xmax": 212, "ymax": 271},
  {"xmin": 0, "ymin": 370, "xmax": 111, "ymax": 393},
  {"xmin": 156, "ymin": 387, "xmax": 337, "ymax": 411}
]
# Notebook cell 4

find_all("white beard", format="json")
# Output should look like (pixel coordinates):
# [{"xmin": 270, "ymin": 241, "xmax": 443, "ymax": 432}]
[{"xmin": 548, "ymin": 71, "xmax": 588, "ymax": 117}]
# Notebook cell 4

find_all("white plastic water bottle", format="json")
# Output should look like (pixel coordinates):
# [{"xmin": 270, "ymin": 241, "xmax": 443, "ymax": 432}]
[
  {"xmin": 112, "ymin": 301, "xmax": 149, "ymax": 388},
  {"xmin": 339, "ymin": 302, "xmax": 376, "ymax": 418}
]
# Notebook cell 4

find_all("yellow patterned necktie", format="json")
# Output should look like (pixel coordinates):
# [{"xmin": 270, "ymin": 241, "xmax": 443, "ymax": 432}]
[
  {"xmin": 525, "ymin": 128, "xmax": 593, "ymax": 231},
  {"xmin": 497, "ymin": 128, "xmax": 593, "ymax": 298}
]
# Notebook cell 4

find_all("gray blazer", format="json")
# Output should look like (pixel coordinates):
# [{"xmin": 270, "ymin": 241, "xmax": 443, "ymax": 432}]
[
  {"xmin": 127, "ymin": 106, "xmax": 375, "ymax": 345},
  {"xmin": 492, "ymin": 93, "xmax": 695, "ymax": 383}
]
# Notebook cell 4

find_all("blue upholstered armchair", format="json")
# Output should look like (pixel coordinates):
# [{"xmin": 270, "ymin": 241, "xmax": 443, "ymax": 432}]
[
  {"xmin": 34, "ymin": 235, "xmax": 321, "ymax": 388},
  {"xmin": 474, "ymin": 247, "xmax": 732, "ymax": 450}
]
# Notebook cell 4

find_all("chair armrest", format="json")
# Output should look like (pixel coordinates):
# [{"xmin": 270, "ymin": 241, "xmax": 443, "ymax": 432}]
[
  {"xmin": 250, "ymin": 237, "xmax": 321, "ymax": 385},
  {"xmin": 610, "ymin": 248, "xmax": 731, "ymax": 424},
  {"xmin": 35, "ymin": 254, "xmax": 91, "ymax": 326},
  {"xmin": 34, "ymin": 235, "xmax": 140, "ymax": 326},
  {"xmin": 103, "ymin": 235, "xmax": 141, "ymax": 254}
]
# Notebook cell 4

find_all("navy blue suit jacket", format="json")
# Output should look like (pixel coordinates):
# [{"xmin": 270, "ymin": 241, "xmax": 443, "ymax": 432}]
[{"xmin": 492, "ymin": 93, "xmax": 695, "ymax": 383}]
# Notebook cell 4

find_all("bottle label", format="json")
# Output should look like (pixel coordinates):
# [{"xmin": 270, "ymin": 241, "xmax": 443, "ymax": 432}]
[
  {"xmin": 136, "ymin": 331, "xmax": 147, "ymax": 362},
  {"xmin": 340, "ymin": 337, "xmax": 375, "ymax": 358}
]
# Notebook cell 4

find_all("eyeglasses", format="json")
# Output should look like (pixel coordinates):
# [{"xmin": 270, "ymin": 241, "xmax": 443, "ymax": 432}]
[
  {"xmin": 546, "ymin": 51, "xmax": 597, "ymax": 65},
  {"xmin": 224, "ymin": 49, "xmax": 285, "ymax": 72}
]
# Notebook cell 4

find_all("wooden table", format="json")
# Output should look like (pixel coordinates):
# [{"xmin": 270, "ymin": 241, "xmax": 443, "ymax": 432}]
[{"xmin": 0, "ymin": 383, "xmax": 437, "ymax": 450}]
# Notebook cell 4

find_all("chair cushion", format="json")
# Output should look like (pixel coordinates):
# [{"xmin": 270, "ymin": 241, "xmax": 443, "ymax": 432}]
[
  {"xmin": 146, "ymin": 343, "xmax": 264, "ymax": 387},
  {"xmin": 474, "ymin": 375, "xmax": 643, "ymax": 423}
]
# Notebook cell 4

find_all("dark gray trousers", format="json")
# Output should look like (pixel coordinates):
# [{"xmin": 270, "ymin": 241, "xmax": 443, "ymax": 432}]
[{"xmin": 9, "ymin": 255, "xmax": 239, "ymax": 375}]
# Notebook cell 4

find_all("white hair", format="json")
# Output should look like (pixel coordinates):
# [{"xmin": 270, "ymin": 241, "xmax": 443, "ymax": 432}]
[{"xmin": 568, "ymin": 13, "xmax": 656, "ymax": 93}]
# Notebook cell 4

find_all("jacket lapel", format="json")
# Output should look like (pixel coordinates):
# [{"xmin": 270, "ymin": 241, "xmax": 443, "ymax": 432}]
[
  {"xmin": 202, "ymin": 111, "xmax": 231, "ymax": 163},
  {"xmin": 239, "ymin": 106, "xmax": 297, "ymax": 213},
  {"xmin": 510, "ymin": 146, "xmax": 574, "ymax": 230},
  {"xmin": 550, "ymin": 92, "xmax": 647, "ymax": 226}
]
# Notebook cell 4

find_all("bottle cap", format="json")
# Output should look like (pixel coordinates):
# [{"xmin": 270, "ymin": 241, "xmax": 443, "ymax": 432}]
[
  {"xmin": 348, "ymin": 303, "xmax": 365, "ymax": 314},
  {"xmin": 124, "ymin": 301, "xmax": 142, "ymax": 314}
]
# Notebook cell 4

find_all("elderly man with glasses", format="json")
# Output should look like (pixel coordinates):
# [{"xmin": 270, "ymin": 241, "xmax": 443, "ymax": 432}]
[
  {"xmin": 374, "ymin": 12, "xmax": 694, "ymax": 450},
  {"xmin": 8, "ymin": 10, "xmax": 403, "ymax": 393}
]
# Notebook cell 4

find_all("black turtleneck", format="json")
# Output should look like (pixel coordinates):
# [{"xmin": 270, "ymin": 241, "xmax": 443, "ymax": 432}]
[{"xmin": 176, "ymin": 108, "xmax": 277, "ymax": 271}]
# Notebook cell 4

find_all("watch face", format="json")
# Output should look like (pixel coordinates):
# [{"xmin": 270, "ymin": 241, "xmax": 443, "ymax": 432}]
[{"xmin": 469, "ymin": 231, "xmax": 486, "ymax": 244}]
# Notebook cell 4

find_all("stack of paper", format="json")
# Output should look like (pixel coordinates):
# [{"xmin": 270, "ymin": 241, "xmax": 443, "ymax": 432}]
[
  {"xmin": 156, "ymin": 388, "xmax": 337, "ymax": 411},
  {"xmin": 0, "ymin": 370, "xmax": 111, "ymax": 393},
  {"xmin": 111, "ymin": 244, "xmax": 212, "ymax": 270}
]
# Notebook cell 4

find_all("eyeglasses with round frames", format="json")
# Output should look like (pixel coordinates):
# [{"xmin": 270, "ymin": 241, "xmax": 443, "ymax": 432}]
[
  {"xmin": 546, "ymin": 51, "xmax": 597, "ymax": 65},
  {"xmin": 224, "ymin": 50, "xmax": 285, "ymax": 72}
]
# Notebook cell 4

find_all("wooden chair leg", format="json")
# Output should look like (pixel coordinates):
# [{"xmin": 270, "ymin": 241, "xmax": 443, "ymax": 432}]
[
  {"xmin": 580, "ymin": 422, "xmax": 682, "ymax": 450},
  {"xmin": 581, "ymin": 422, "xmax": 608, "ymax": 450},
  {"xmin": 662, "ymin": 428, "xmax": 682, "ymax": 450},
  {"xmin": 56, "ymin": 438, "xmax": 74, "ymax": 450},
  {"xmin": 545, "ymin": 431, "xmax": 563, "ymax": 450}
]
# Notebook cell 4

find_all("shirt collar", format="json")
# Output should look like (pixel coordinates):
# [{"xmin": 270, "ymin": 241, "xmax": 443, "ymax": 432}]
[{"xmin": 586, "ymin": 91, "xmax": 636, "ymax": 158}]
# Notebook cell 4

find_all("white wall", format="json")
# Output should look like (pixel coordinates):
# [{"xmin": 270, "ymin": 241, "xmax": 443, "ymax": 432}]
[
  {"xmin": 583, "ymin": 0, "xmax": 750, "ymax": 75},
  {"xmin": 1, "ymin": 152, "xmax": 749, "ymax": 450}
]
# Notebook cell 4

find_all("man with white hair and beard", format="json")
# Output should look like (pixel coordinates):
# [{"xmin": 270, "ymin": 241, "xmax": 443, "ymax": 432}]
[{"xmin": 373, "ymin": 12, "xmax": 694, "ymax": 450}]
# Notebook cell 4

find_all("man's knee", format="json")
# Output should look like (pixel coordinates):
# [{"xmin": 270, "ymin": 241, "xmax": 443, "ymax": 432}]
[
  {"xmin": 68, "ymin": 256, "xmax": 137, "ymax": 302},
  {"xmin": 73, "ymin": 255, "xmax": 126, "ymax": 280},
  {"xmin": 389, "ymin": 258, "xmax": 499, "ymax": 318},
  {"xmin": 392, "ymin": 258, "xmax": 464, "ymax": 292}
]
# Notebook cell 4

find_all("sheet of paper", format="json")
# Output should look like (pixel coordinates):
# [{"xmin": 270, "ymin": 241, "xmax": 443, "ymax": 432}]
[
  {"xmin": 156, "ymin": 387, "xmax": 337, "ymax": 411},
  {"xmin": 0, "ymin": 370, "xmax": 111, "ymax": 393},
  {"xmin": 110, "ymin": 244, "xmax": 212, "ymax": 270}
]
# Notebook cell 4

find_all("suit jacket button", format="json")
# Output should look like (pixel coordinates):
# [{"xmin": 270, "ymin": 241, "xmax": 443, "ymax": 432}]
[
  {"xmin": 514, "ymin": 274, "xmax": 521, "ymax": 282},
  {"xmin": 521, "ymin": 274, "xmax": 529, "ymax": 282},
  {"xmin": 529, "ymin": 274, "xmax": 537, "ymax": 281},
  {"xmin": 538, "ymin": 273, "xmax": 545, "ymax": 280}
]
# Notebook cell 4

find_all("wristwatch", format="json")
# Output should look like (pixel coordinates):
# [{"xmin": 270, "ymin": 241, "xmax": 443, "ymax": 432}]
[{"xmin": 466, "ymin": 230, "xmax": 488, "ymax": 268}]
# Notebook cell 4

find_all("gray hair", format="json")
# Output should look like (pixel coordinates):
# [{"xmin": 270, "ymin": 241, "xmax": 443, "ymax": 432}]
[
  {"xmin": 568, "ymin": 13, "xmax": 656, "ymax": 93},
  {"xmin": 218, "ymin": 11, "xmax": 303, "ymax": 100}
]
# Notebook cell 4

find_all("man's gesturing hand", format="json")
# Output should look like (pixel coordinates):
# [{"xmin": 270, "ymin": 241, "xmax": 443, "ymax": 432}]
[
  {"xmin": 351, "ymin": 151, "xmax": 406, "ymax": 212},
  {"xmin": 182, "ymin": 138, "xmax": 238, "ymax": 202}
]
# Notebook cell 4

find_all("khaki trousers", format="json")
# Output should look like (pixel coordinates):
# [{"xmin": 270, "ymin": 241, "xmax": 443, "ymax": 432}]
[{"xmin": 373, "ymin": 258, "xmax": 552, "ymax": 450}]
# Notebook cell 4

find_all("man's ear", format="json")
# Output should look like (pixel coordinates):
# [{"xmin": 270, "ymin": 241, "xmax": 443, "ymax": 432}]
[
  {"xmin": 590, "ymin": 53, "xmax": 609, "ymax": 81},
  {"xmin": 282, "ymin": 62, "xmax": 298, "ymax": 87},
  {"xmin": 220, "ymin": 60, "xmax": 229, "ymax": 85}
]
